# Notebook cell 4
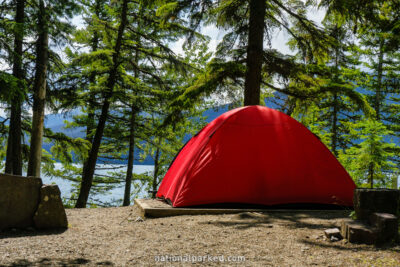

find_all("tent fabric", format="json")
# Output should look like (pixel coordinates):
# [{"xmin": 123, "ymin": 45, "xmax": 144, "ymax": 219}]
[{"xmin": 156, "ymin": 105, "xmax": 356, "ymax": 207}]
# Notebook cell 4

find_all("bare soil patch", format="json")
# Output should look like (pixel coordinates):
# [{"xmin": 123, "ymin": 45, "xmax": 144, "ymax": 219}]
[{"xmin": 1, "ymin": 207, "xmax": 399, "ymax": 266}]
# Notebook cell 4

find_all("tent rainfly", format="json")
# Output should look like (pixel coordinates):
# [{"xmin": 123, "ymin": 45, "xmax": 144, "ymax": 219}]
[{"xmin": 157, "ymin": 105, "xmax": 356, "ymax": 207}]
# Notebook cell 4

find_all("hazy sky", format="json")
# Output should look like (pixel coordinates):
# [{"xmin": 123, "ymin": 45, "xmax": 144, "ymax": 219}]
[{"xmin": 170, "ymin": 5, "xmax": 325, "ymax": 56}]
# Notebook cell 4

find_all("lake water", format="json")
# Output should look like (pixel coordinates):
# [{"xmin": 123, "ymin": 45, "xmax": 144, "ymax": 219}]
[{"xmin": 38, "ymin": 163, "xmax": 155, "ymax": 206}]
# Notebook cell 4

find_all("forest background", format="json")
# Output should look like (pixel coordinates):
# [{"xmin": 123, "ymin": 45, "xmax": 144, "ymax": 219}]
[{"xmin": 0, "ymin": 0, "xmax": 399, "ymax": 207}]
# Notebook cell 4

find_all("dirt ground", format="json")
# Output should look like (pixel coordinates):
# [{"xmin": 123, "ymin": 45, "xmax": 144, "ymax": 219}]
[{"xmin": 0, "ymin": 206, "xmax": 399, "ymax": 266}]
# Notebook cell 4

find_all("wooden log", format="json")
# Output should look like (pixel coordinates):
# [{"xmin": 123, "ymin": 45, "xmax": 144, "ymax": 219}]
[
  {"xmin": 134, "ymin": 199, "xmax": 342, "ymax": 218},
  {"xmin": 340, "ymin": 218, "xmax": 353, "ymax": 239},
  {"xmin": 353, "ymin": 189, "xmax": 400, "ymax": 220},
  {"xmin": 369, "ymin": 213, "xmax": 398, "ymax": 244},
  {"xmin": 346, "ymin": 221, "xmax": 378, "ymax": 245}
]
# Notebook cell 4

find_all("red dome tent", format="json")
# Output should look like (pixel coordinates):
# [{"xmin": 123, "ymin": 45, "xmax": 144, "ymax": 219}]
[{"xmin": 157, "ymin": 105, "xmax": 356, "ymax": 207}]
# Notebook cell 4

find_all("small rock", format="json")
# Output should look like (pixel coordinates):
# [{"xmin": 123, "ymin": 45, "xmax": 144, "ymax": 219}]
[
  {"xmin": 330, "ymin": 236, "xmax": 340, "ymax": 242},
  {"xmin": 135, "ymin": 217, "xmax": 144, "ymax": 222},
  {"xmin": 177, "ymin": 235, "xmax": 181, "ymax": 238},
  {"xmin": 324, "ymin": 228, "xmax": 342, "ymax": 240}
]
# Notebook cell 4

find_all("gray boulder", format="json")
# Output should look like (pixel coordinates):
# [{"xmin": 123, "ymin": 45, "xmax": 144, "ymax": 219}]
[
  {"xmin": 0, "ymin": 174, "xmax": 42, "ymax": 230},
  {"xmin": 33, "ymin": 184, "xmax": 68, "ymax": 229}
]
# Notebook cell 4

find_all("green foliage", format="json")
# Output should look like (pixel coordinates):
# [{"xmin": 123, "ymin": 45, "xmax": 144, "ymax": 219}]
[
  {"xmin": 0, "ymin": 71, "xmax": 26, "ymax": 103},
  {"xmin": 40, "ymin": 0, "xmax": 212, "ymax": 206},
  {"xmin": 349, "ymin": 210, "xmax": 357, "ymax": 220},
  {"xmin": 292, "ymin": 102, "xmax": 332, "ymax": 147},
  {"xmin": 0, "ymin": 133, "xmax": 6, "ymax": 170},
  {"xmin": 339, "ymin": 119, "xmax": 398, "ymax": 188}
]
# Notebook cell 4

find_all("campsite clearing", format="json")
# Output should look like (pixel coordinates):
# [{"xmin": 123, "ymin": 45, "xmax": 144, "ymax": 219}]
[{"xmin": 1, "ymin": 206, "xmax": 399, "ymax": 266}]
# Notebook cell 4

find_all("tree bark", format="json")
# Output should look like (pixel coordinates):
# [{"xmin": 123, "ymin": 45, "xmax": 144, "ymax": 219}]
[
  {"xmin": 243, "ymin": 0, "xmax": 266, "ymax": 106},
  {"xmin": 122, "ymin": 44, "xmax": 140, "ymax": 206},
  {"xmin": 123, "ymin": 106, "xmax": 136, "ymax": 206},
  {"xmin": 5, "ymin": 0, "xmax": 25, "ymax": 175},
  {"xmin": 75, "ymin": 0, "xmax": 129, "ymax": 208},
  {"xmin": 86, "ymin": 88, "xmax": 96, "ymax": 144},
  {"xmin": 369, "ymin": 162, "xmax": 374, "ymax": 189},
  {"xmin": 331, "ymin": 92, "xmax": 338, "ymax": 156},
  {"xmin": 152, "ymin": 145, "xmax": 160, "ymax": 199},
  {"xmin": 375, "ymin": 38, "xmax": 384, "ymax": 121},
  {"xmin": 366, "ymin": 37, "xmax": 384, "ymax": 187},
  {"xmin": 331, "ymin": 28, "xmax": 340, "ymax": 157},
  {"xmin": 86, "ymin": 0, "xmax": 101, "ymax": 144},
  {"xmin": 27, "ymin": 0, "xmax": 48, "ymax": 178}
]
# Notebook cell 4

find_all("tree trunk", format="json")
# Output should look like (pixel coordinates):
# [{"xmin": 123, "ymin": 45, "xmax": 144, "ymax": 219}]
[
  {"xmin": 27, "ymin": 0, "xmax": 48, "ymax": 178},
  {"xmin": 86, "ymin": 0, "xmax": 101, "ymax": 144},
  {"xmin": 122, "ymin": 44, "xmax": 140, "ymax": 206},
  {"xmin": 123, "ymin": 106, "xmax": 136, "ymax": 206},
  {"xmin": 75, "ymin": 0, "xmax": 129, "ymax": 208},
  {"xmin": 243, "ymin": 0, "xmax": 266, "ymax": 106},
  {"xmin": 331, "ymin": 28, "xmax": 339, "ymax": 157},
  {"xmin": 369, "ymin": 162, "xmax": 374, "ymax": 189},
  {"xmin": 375, "ymin": 38, "xmax": 384, "ymax": 121},
  {"xmin": 5, "ymin": 0, "xmax": 25, "ymax": 175},
  {"xmin": 331, "ymin": 92, "xmax": 338, "ymax": 157},
  {"xmin": 86, "ymin": 93, "xmax": 96, "ymax": 144},
  {"xmin": 152, "ymin": 145, "xmax": 160, "ymax": 199}
]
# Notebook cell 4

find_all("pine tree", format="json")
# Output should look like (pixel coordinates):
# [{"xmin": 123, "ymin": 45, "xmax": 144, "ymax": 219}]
[
  {"xmin": 349, "ymin": 1, "xmax": 400, "ymax": 178},
  {"xmin": 27, "ymin": 0, "xmax": 49, "ymax": 177},
  {"xmin": 4, "ymin": 0, "xmax": 25, "ymax": 175},
  {"xmin": 339, "ymin": 119, "xmax": 397, "ymax": 188},
  {"xmin": 26, "ymin": 0, "xmax": 79, "ymax": 177},
  {"xmin": 288, "ymin": 15, "xmax": 368, "ymax": 155},
  {"xmin": 317, "ymin": 0, "xmax": 400, "ymax": 187},
  {"xmin": 138, "ymin": 42, "xmax": 210, "ymax": 199},
  {"xmin": 66, "ymin": 0, "xmax": 199, "ymax": 207},
  {"xmin": 74, "ymin": 0, "xmax": 130, "ymax": 208},
  {"xmin": 158, "ymin": 0, "xmax": 330, "ymax": 107}
]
